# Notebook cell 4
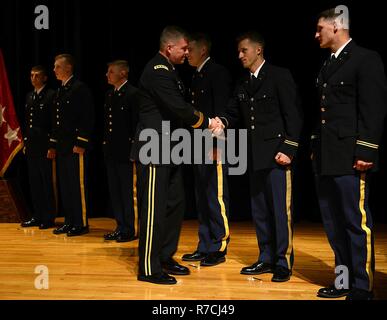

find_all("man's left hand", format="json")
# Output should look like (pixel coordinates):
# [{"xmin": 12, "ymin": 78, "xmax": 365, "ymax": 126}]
[
  {"xmin": 353, "ymin": 159, "xmax": 373, "ymax": 171},
  {"xmin": 73, "ymin": 146, "xmax": 85, "ymax": 154},
  {"xmin": 275, "ymin": 152, "xmax": 292, "ymax": 166}
]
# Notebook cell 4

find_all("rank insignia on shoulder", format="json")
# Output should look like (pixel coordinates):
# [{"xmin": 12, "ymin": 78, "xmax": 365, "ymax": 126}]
[{"xmin": 154, "ymin": 64, "xmax": 169, "ymax": 71}]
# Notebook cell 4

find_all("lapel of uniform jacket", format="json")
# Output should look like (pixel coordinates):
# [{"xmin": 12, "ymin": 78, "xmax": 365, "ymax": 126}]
[
  {"xmin": 323, "ymin": 41, "xmax": 354, "ymax": 81},
  {"xmin": 245, "ymin": 62, "xmax": 267, "ymax": 96}
]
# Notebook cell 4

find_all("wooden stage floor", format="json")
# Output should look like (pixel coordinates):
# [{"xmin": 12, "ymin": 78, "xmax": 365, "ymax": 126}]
[{"xmin": 0, "ymin": 218, "xmax": 386, "ymax": 300}]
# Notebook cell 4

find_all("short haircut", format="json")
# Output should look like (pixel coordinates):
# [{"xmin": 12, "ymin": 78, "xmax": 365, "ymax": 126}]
[
  {"xmin": 54, "ymin": 53, "xmax": 75, "ymax": 69},
  {"xmin": 189, "ymin": 32, "xmax": 212, "ymax": 54},
  {"xmin": 107, "ymin": 60, "xmax": 129, "ymax": 73},
  {"xmin": 160, "ymin": 25, "xmax": 187, "ymax": 50},
  {"xmin": 236, "ymin": 31, "xmax": 265, "ymax": 49},
  {"xmin": 31, "ymin": 65, "xmax": 48, "ymax": 77},
  {"xmin": 318, "ymin": 7, "xmax": 350, "ymax": 29}
]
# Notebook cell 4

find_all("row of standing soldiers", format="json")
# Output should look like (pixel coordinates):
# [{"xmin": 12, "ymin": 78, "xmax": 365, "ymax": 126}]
[{"xmin": 21, "ymin": 13, "xmax": 387, "ymax": 300}]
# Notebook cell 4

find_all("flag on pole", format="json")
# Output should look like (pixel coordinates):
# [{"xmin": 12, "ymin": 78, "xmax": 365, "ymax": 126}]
[{"xmin": 0, "ymin": 48, "xmax": 23, "ymax": 177}]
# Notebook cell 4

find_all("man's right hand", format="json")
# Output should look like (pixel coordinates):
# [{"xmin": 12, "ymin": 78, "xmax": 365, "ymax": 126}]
[
  {"xmin": 209, "ymin": 117, "xmax": 225, "ymax": 136},
  {"xmin": 47, "ymin": 148, "xmax": 56, "ymax": 159}
]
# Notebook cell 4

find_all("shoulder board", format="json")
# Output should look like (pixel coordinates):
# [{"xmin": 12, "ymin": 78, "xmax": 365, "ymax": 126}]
[{"xmin": 154, "ymin": 64, "xmax": 169, "ymax": 71}]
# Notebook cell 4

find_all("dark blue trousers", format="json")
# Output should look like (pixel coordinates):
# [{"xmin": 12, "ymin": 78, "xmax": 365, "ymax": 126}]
[
  {"xmin": 315, "ymin": 173, "xmax": 375, "ymax": 292},
  {"xmin": 194, "ymin": 162, "xmax": 230, "ymax": 254},
  {"xmin": 249, "ymin": 167, "xmax": 294, "ymax": 270},
  {"xmin": 27, "ymin": 156, "xmax": 56, "ymax": 224},
  {"xmin": 106, "ymin": 161, "xmax": 138, "ymax": 236},
  {"xmin": 57, "ymin": 153, "xmax": 89, "ymax": 227}
]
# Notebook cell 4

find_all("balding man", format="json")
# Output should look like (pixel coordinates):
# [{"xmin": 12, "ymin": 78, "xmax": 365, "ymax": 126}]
[{"xmin": 49, "ymin": 53, "xmax": 95, "ymax": 237}]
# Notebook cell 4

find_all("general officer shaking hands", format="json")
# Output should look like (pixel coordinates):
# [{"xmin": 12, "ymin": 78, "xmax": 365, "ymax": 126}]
[{"xmin": 133, "ymin": 26, "xmax": 223, "ymax": 285}]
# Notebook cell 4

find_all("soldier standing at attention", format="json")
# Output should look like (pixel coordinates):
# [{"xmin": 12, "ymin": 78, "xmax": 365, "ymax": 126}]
[
  {"xmin": 313, "ymin": 8, "xmax": 387, "ymax": 300},
  {"xmin": 50, "ymin": 54, "xmax": 95, "ymax": 237},
  {"xmin": 21, "ymin": 65, "xmax": 56, "ymax": 229},
  {"xmin": 103, "ymin": 60, "xmax": 140, "ymax": 242}
]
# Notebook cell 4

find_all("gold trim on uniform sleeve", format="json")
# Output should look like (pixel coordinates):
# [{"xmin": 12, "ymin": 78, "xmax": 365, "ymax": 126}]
[
  {"xmin": 284, "ymin": 140, "xmax": 299, "ymax": 147},
  {"xmin": 356, "ymin": 140, "xmax": 379, "ymax": 149},
  {"xmin": 77, "ymin": 136, "xmax": 89, "ymax": 142},
  {"xmin": 192, "ymin": 111, "xmax": 204, "ymax": 129}
]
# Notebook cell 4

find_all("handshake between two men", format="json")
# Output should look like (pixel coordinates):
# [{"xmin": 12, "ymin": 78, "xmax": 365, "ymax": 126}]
[{"xmin": 208, "ymin": 116, "xmax": 292, "ymax": 166}]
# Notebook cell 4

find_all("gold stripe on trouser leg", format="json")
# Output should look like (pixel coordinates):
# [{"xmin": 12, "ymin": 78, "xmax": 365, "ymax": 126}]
[
  {"xmin": 78, "ymin": 153, "xmax": 87, "ymax": 227},
  {"xmin": 217, "ymin": 161, "xmax": 229, "ymax": 252},
  {"xmin": 285, "ymin": 168, "xmax": 293, "ymax": 270},
  {"xmin": 359, "ymin": 173, "xmax": 373, "ymax": 291},
  {"xmin": 132, "ymin": 162, "xmax": 139, "ymax": 237},
  {"xmin": 145, "ymin": 166, "xmax": 156, "ymax": 276},
  {"xmin": 52, "ymin": 158, "xmax": 58, "ymax": 214}
]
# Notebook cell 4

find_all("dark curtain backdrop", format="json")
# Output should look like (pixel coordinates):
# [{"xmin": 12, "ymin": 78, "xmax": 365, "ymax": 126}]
[{"xmin": 1, "ymin": 0, "xmax": 386, "ymax": 222}]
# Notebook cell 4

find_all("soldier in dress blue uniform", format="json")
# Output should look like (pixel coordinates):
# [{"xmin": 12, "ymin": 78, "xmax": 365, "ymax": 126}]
[
  {"xmin": 182, "ymin": 33, "xmax": 232, "ymax": 266},
  {"xmin": 21, "ymin": 65, "xmax": 56, "ymax": 229},
  {"xmin": 218, "ymin": 31, "xmax": 303, "ymax": 282},
  {"xmin": 102, "ymin": 60, "xmax": 139, "ymax": 242},
  {"xmin": 49, "ymin": 54, "xmax": 95, "ymax": 237},
  {"xmin": 132, "ymin": 26, "xmax": 223, "ymax": 285},
  {"xmin": 313, "ymin": 8, "xmax": 387, "ymax": 300}
]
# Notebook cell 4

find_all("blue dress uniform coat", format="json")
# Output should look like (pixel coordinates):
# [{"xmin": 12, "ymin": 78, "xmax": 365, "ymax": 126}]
[
  {"xmin": 189, "ymin": 59, "xmax": 232, "ymax": 256},
  {"xmin": 221, "ymin": 62, "xmax": 303, "ymax": 271},
  {"xmin": 23, "ymin": 86, "xmax": 56, "ymax": 224},
  {"xmin": 312, "ymin": 41, "xmax": 387, "ymax": 175},
  {"xmin": 312, "ymin": 41, "xmax": 387, "ymax": 293},
  {"xmin": 134, "ymin": 53, "xmax": 210, "ymax": 278},
  {"xmin": 50, "ymin": 77, "xmax": 95, "ymax": 229},
  {"xmin": 103, "ymin": 81, "xmax": 141, "ymax": 237},
  {"xmin": 222, "ymin": 63, "xmax": 303, "ymax": 170}
]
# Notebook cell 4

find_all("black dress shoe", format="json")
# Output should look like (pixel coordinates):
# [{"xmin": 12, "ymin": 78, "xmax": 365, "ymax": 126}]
[
  {"xmin": 104, "ymin": 231, "xmax": 120, "ymax": 240},
  {"xmin": 116, "ymin": 233, "xmax": 137, "ymax": 243},
  {"xmin": 317, "ymin": 285, "xmax": 350, "ymax": 298},
  {"xmin": 240, "ymin": 262, "xmax": 274, "ymax": 275},
  {"xmin": 271, "ymin": 266, "xmax": 292, "ymax": 282},
  {"xmin": 21, "ymin": 218, "xmax": 40, "ymax": 227},
  {"xmin": 39, "ymin": 221, "xmax": 56, "ymax": 229},
  {"xmin": 346, "ymin": 288, "xmax": 373, "ymax": 300},
  {"xmin": 138, "ymin": 272, "xmax": 177, "ymax": 285},
  {"xmin": 182, "ymin": 251, "xmax": 207, "ymax": 261},
  {"xmin": 200, "ymin": 252, "xmax": 226, "ymax": 266},
  {"xmin": 53, "ymin": 224, "xmax": 72, "ymax": 234},
  {"xmin": 161, "ymin": 258, "xmax": 190, "ymax": 275},
  {"xmin": 67, "ymin": 226, "xmax": 89, "ymax": 237}
]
